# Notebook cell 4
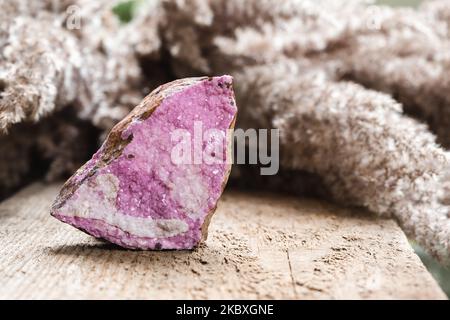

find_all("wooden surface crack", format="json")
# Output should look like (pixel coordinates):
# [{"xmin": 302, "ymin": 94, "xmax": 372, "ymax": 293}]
[{"xmin": 286, "ymin": 249, "xmax": 298, "ymax": 299}]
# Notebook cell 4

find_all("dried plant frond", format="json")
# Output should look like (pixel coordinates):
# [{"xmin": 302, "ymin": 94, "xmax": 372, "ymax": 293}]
[
  {"xmin": 421, "ymin": 0, "xmax": 450, "ymax": 36},
  {"xmin": 0, "ymin": 0, "xmax": 144, "ymax": 132},
  {"xmin": 234, "ymin": 62, "xmax": 450, "ymax": 259},
  {"xmin": 157, "ymin": 0, "xmax": 357, "ymax": 73},
  {"xmin": 333, "ymin": 4, "xmax": 450, "ymax": 148},
  {"xmin": 0, "ymin": 16, "xmax": 83, "ymax": 130},
  {"xmin": 154, "ymin": 0, "xmax": 450, "ymax": 150},
  {"xmin": 0, "ymin": 0, "xmax": 146, "ymax": 194}
]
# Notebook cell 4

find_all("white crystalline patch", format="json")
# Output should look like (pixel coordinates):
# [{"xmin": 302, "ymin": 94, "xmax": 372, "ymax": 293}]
[
  {"xmin": 168, "ymin": 165, "xmax": 209, "ymax": 219},
  {"xmin": 96, "ymin": 173, "xmax": 119, "ymax": 202},
  {"xmin": 62, "ymin": 173, "xmax": 189, "ymax": 238}
]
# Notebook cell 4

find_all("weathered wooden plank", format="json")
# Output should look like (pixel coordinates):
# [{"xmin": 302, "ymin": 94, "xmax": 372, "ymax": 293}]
[{"xmin": 0, "ymin": 182, "xmax": 445, "ymax": 299}]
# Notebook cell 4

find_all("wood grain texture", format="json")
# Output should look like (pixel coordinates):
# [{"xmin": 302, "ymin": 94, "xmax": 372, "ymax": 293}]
[{"xmin": 0, "ymin": 182, "xmax": 446, "ymax": 299}]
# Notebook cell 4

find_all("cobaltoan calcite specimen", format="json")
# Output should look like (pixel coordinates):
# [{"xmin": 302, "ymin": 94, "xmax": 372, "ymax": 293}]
[{"xmin": 51, "ymin": 76, "xmax": 237, "ymax": 249}]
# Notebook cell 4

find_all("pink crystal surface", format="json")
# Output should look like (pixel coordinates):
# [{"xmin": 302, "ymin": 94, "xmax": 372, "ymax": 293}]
[{"xmin": 51, "ymin": 76, "xmax": 237, "ymax": 249}]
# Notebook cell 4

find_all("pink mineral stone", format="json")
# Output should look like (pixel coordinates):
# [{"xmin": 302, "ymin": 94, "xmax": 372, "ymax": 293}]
[{"xmin": 51, "ymin": 76, "xmax": 237, "ymax": 249}]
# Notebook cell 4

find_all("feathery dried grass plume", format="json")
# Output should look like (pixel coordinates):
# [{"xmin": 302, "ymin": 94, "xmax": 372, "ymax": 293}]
[
  {"xmin": 334, "ymin": 1, "xmax": 450, "ymax": 148},
  {"xmin": 235, "ymin": 62, "xmax": 450, "ymax": 259},
  {"xmin": 0, "ymin": 0, "xmax": 144, "ymax": 132},
  {"xmin": 157, "ymin": 0, "xmax": 450, "ymax": 150},
  {"xmin": 0, "ymin": 0, "xmax": 146, "ymax": 195}
]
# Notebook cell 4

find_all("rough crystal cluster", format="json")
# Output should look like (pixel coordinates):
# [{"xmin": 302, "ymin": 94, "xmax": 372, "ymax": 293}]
[
  {"xmin": 1, "ymin": 0, "xmax": 450, "ymax": 259},
  {"xmin": 51, "ymin": 76, "xmax": 236, "ymax": 249}
]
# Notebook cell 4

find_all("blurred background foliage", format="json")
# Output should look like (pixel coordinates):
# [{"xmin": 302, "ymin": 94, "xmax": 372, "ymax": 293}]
[
  {"xmin": 112, "ymin": 0, "xmax": 137, "ymax": 23},
  {"xmin": 112, "ymin": 0, "xmax": 449, "ymax": 298},
  {"xmin": 377, "ymin": 0, "xmax": 422, "ymax": 7},
  {"xmin": 414, "ymin": 244, "xmax": 450, "ymax": 297}
]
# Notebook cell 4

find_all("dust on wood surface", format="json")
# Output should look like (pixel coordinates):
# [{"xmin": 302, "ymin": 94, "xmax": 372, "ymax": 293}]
[{"xmin": 0, "ymin": 182, "xmax": 446, "ymax": 299}]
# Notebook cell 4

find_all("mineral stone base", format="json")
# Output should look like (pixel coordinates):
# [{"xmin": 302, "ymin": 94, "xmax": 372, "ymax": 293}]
[{"xmin": 51, "ymin": 76, "xmax": 236, "ymax": 250}]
